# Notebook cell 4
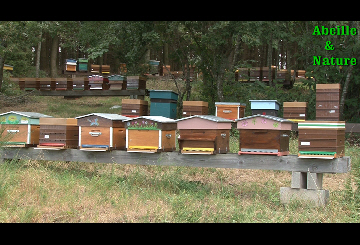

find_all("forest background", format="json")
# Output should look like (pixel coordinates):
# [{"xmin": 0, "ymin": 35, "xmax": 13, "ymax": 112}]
[{"xmin": 1, "ymin": 21, "xmax": 360, "ymax": 122}]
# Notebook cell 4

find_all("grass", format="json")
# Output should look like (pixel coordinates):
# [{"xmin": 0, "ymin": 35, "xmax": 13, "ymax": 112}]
[
  {"xmin": 0, "ymin": 134, "xmax": 358, "ymax": 222},
  {"xmin": 0, "ymin": 78, "xmax": 359, "ymax": 222}
]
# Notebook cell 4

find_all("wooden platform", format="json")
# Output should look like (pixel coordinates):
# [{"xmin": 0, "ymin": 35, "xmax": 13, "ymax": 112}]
[
  {"xmin": 0, "ymin": 148, "xmax": 350, "ymax": 174},
  {"xmin": 28, "ymin": 89, "xmax": 146, "ymax": 97}
]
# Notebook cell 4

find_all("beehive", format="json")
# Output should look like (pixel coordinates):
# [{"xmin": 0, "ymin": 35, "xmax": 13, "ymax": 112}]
[
  {"xmin": 78, "ymin": 58, "xmax": 88, "ymax": 72},
  {"xmin": 66, "ymin": 59, "xmax": 77, "ymax": 72},
  {"xmin": 124, "ymin": 116, "xmax": 177, "ymax": 153},
  {"xmin": 215, "ymin": 102, "xmax": 246, "ymax": 120},
  {"xmin": 38, "ymin": 78, "xmax": 55, "ymax": 91},
  {"xmin": 149, "ymin": 90, "xmax": 178, "ymax": 119},
  {"xmin": 0, "ymin": 111, "xmax": 52, "ymax": 147},
  {"xmin": 121, "ymin": 99, "xmax": 148, "ymax": 117},
  {"xmin": 249, "ymin": 100, "xmax": 280, "ymax": 116},
  {"xmin": 37, "ymin": 118, "xmax": 78, "ymax": 149},
  {"xmin": 126, "ymin": 76, "xmax": 146, "ymax": 90},
  {"xmin": 283, "ymin": 102, "xmax": 308, "ymax": 121},
  {"xmin": 235, "ymin": 68, "xmax": 249, "ymax": 82},
  {"xmin": 108, "ymin": 75, "xmax": 127, "ymax": 90},
  {"xmin": 298, "ymin": 121, "xmax": 345, "ymax": 159},
  {"xmin": 236, "ymin": 114, "xmax": 293, "ymax": 156},
  {"xmin": 177, "ymin": 115, "xmax": 233, "ymax": 154},
  {"xmin": 88, "ymin": 75, "xmax": 103, "ymax": 90},
  {"xmin": 316, "ymin": 83, "xmax": 341, "ymax": 121},
  {"xmin": 71, "ymin": 77, "xmax": 89, "ymax": 90},
  {"xmin": 75, "ymin": 113, "xmax": 130, "ymax": 151},
  {"xmin": 182, "ymin": 101, "xmax": 208, "ymax": 117}
]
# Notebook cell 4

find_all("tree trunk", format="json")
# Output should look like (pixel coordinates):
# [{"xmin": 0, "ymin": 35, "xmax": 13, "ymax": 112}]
[
  {"xmin": 339, "ymin": 65, "xmax": 353, "ymax": 120},
  {"xmin": 50, "ymin": 34, "xmax": 59, "ymax": 77},
  {"xmin": 0, "ymin": 55, "xmax": 5, "ymax": 91},
  {"xmin": 35, "ymin": 33, "xmax": 42, "ymax": 78}
]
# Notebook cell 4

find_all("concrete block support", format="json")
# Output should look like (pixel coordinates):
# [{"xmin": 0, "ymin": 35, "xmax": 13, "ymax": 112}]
[{"xmin": 280, "ymin": 187, "xmax": 329, "ymax": 207}]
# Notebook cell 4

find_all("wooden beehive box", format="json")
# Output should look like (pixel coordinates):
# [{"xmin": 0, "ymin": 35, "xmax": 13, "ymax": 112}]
[
  {"xmin": 177, "ymin": 115, "xmax": 233, "ymax": 154},
  {"xmin": 88, "ymin": 75, "xmax": 103, "ymax": 90},
  {"xmin": 249, "ymin": 100, "xmax": 280, "ymax": 116},
  {"xmin": 316, "ymin": 83, "xmax": 341, "ymax": 121},
  {"xmin": 78, "ymin": 58, "xmax": 88, "ymax": 72},
  {"xmin": 37, "ymin": 118, "xmax": 78, "ymax": 150},
  {"xmin": 0, "ymin": 111, "xmax": 52, "ymax": 147},
  {"xmin": 126, "ymin": 76, "xmax": 146, "ymax": 90},
  {"xmin": 298, "ymin": 121, "xmax": 345, "ymax": 159},
  {"xmin": 121, "ymin": 99, "xmax": 148, "ymax": 117},
  {"xmin": 283, "ymin": 102, "xmax": 308, "ymax": 121},
  {"xmin": 38, "ymin": 78, "xmax": 55, "ymax": 91},
  {"xmin": 55, "ymin": 78, "xmax": 71, "ymax": 91},
  {"xmin": 101, "ymin": 65, "xmax": 110, "ymax": 74},
  {"xmin": 124, "ymin": 116, "xmax": 177, "ymax": 153},
  {"xmin": 235, "ymin": 68, "xmax": 249, "ymax": 82},
  {"xmin": 66, "ymin": 59, "xmax": 77, "ymax": 72},
  {"xmin": 108, "ymin": 75, "xmax": 127, "ymax": 90},
  {"xmin": 249, "ymin": 67, "xmax": 261, "ymax": 81},
  {"xmin": 215, "ymin": 102, "xmax": 246, "ymax": 120},
  {"xmin": 149, "ymin": 90, "xmax": 178, "ymax": 119},
  {"xmin": 91, "ymin": 64, "xmax": 100, "ymax": 73},
  {"xmin": 71, "ymin": 77, "xmax": 89, "ymax": 90},
  {"xmin": 75, "ymin": 113, "xmax": 130, "ymax": 151},
  {"xmin": 20, "ymin": 78, "xmax": 39, "ymax": 91},
  {"xmin": 182, "ymin": 101, "xmax": 208, "ymax": 117},
  {"xmin": 236, "ymin": 114, "xmax": 293, "ymax": 156}
]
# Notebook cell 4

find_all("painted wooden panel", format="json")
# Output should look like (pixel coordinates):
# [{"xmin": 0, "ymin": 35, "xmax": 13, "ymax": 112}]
[
  {"xmin": 177, "ymin": 117, "xmax": 232, "ymax": 130},
  {"xmin": 239, "ymin": 129, "xmax": 290, "ymax": 153},
  {"xmin": 0, "ymin": 124, "xmax": 28, "ymax": 145},
  {"xmin": 249, "ymin": 100, "xmax": 280, "ymax": 110},
  {"xmin": 127, "ymin": 130, "xmax": 159, "ymax": 149},
  {"xmin": 0, "ymin": 113, "xmax": 38, "ymax": 125},
  {"xmin": 81, "ymin": 127, "xmax": 111, "ymax": 147},
  {"xmin": 236, "ymin": 116, "xmax": 292, "ymax": 130}
]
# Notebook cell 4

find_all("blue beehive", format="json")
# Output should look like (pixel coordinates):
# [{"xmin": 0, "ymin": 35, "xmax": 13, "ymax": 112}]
[
  {"xmin": 149, "ymin": 90, "xmax": 178, "ymax": 119},
  {"xmin": 249, "ymin": 100, "xmax": 280, "ymax": 116}
]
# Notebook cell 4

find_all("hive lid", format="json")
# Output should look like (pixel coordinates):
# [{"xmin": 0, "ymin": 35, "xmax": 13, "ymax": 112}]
[
  {"xmin": 75, "ymin": 113, "xmax": 130, "ymax": 121},
  {"xmin": 176, "ymin": 115, "xmax": 233, "ymax": 123},
  {"xmin": 0, "ymin": 111, "xmax": 53, "ymax": 119},
  {"xmin": 215, "ymin": 102, "xmax": 246, "ymax": 106},
  {"xmin": 235, "ymin": 114, "xmax": 293, "ymax": 123},
  {"xmin": 124, "ymin": 116, "xmax": 176, "ymax": 123}
]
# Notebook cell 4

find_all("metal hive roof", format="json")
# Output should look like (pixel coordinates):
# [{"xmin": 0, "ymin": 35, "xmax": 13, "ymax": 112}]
[
  {"xmin": 0, "ymin": 111, "xmax": 53, "ymax": 118},
  {"xmin": 123, "ymin": 116, "xmax": 177, "ymax": 123},
  {"xmin": 75, "ymin": 113, "xmax": 130, "ymax": 121}
]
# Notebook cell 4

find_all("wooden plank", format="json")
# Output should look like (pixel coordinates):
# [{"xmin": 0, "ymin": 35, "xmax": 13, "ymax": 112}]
[
  {"xmin": 0, "ymin": 148, "xmax": 350, "ymax": 174},
  {"xmin": 27, "ymin": 90, "xmax": 146, "ymax": 97}
]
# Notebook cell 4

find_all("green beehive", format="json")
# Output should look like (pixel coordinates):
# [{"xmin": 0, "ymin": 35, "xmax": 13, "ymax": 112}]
[
  {"xmin": 78, "ymin": 58, "xmax": 88, "ymax": 72},
  {"xmin": 149, "ymin": 90, "xmax": 178, "ymax": 119}
]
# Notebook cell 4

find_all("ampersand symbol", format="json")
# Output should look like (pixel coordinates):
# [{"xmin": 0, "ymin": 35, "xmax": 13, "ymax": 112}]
[{"xmin": 325, "ymin": 41, "xmax": 334, "ymax": 50}]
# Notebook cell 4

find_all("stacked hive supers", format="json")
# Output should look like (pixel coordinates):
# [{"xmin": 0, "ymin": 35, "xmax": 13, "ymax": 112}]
[
  {"xmin": 182, "ymin": 101, "xmax": 208, "ymax": 117},
  {"xmin": 37, "ymin": 118, "xmax": 79, "ymax": 149},
  {"xmin": 316, "ymin": 84, "xmax": 341, "ymax": 121},
  {"xmin": 298, "ymin": 121, "xmax": 345, "ymax": 159},
  {"xmin": 283, "ymin": 102, "xmax": 308, "ymax": 121},
  {"xmin": 121, "ymin": 99, "xmax": 148, "ymax": 117}
]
